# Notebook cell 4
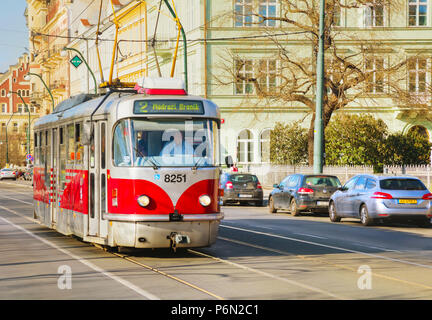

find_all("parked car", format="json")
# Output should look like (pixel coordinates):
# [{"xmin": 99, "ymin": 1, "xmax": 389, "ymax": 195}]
[
  {"xmin": 220, "ymin": 172, "xmax": 264, "ymax": 206},
  {"xmin": 269, "ymin": 174, "xmax": 341, "ymax": 215},
  {"xmin": 329, "ymin": 174, "xmax": 432, "ymax": 226},
  {"xmin": 24, "ymin": 168, "xmax": 33, "ymax": 181},
  {"xmin": 0, "ymin": 168, "xmax": 17, "ymax": 180}
]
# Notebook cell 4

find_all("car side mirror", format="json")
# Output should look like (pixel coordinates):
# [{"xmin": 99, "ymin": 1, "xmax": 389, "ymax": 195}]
[
  {"xmin": 338, "ymin": 186, "xmax": 346, "ymax": 191},
  {"xmin": 273, "ymin": 184, "xmax": 280, "ymax": 189},
  {"xmin": 225, "ymin": 155, "xmax": 233, "ymax": 168}
]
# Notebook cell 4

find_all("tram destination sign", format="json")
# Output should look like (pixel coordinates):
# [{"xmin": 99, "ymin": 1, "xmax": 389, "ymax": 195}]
[{"xmin": 134, "ymin": 100, "xmax": 204, "ymax": 115}]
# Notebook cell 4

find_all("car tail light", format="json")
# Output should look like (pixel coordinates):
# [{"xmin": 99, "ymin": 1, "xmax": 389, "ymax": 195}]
[
  {"xmin": 257, "ymin": 182, "xmax": 262, "ymax": 189},
  {"xmin": 298, "ymin": 187, "xmax": 314, "ymax": 195},
  {"xmin": 422, "ymin": 193, "xmax": 432, "ymax": 200},
  {"xmin": 371, "ymin": 192, "xmax": 393, "ymax": 199},
  {"xmin": 225, "ymin": 181, "xmax": 233, "ymax": 190}
]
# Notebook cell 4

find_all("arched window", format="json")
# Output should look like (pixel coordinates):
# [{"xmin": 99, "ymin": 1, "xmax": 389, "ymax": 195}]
[
  {"xmin": 237, "ymin": 129, "xmax": 254, "ymax": 163},
  {"xmin": 260, "ymin": 129, "xmax": 271, "ymax": 163},
  {"xmin": 408, "ymin": 125, "xmax": 429, "ymax": 139}
]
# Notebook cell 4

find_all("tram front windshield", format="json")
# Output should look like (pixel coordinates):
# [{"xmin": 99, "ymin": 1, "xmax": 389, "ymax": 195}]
[{"xmin": 113, "ymin": 119, "xmax": 220, "ymax": 167}]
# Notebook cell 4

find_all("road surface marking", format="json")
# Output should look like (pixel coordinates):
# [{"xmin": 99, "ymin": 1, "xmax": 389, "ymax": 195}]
[
  {"xmin": 189, "ymin": 248, "xmax": 347, "ymax": 300},
  {"xmin": 220, "ymin": 224, "xmax": 432, "ymax": 270},
  {"xmin": 0, "ymin": 213, "xmax": 160, "ymax": 300}
]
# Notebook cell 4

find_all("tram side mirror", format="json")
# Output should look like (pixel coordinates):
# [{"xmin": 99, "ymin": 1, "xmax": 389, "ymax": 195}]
[
  {"xmin": 225, "ymin": 155, "xmax": 233, "ymax": 168},
  {"xmin": 81, "ymin": 121, "xmax": 93, "ymax": 146}
]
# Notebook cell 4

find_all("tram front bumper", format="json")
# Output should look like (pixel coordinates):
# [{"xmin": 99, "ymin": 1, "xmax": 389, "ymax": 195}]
[{"xmin": 109, "ymin": 213, "xmax": 223, "ymax": 249}]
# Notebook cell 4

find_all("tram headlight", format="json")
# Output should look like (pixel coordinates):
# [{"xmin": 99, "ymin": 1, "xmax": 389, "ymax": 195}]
[
  {"xmin": 137, "ymin": 195, "xmax": 150, "ymax": 207},
  {"xmin": 199, "ymin": 194, "xmax": 211, "ymax": 207}
]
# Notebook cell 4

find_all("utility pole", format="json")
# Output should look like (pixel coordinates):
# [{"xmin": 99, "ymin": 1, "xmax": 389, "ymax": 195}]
[{"xmin": 313, "ymin": 0, "xmax": 325, "ymax": 174}]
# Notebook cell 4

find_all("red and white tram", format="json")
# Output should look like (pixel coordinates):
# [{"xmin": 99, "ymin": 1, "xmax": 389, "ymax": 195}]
[{"xmin": 33, "ymin": 78, "xmax": 223, "ymax": 249}]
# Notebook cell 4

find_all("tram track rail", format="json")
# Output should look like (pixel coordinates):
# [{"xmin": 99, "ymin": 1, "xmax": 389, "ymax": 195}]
[{"xmin": 3, "ymin": 183, "xmax": 432, "ymax": 298}]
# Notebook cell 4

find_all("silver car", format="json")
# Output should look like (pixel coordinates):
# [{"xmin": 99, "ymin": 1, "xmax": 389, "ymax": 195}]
[
  {"xmin": 0, "ymin": 168, "xmax": 17, "ymax": 180},
  {"xmin": 329, "ymin": 174, "xmax": 432, "ymax": 226}
]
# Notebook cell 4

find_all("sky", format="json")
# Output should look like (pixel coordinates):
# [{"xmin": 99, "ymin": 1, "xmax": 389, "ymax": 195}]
[{"xmin": 0, "ymin": 1, "xmax": 29, "ymax": 73}]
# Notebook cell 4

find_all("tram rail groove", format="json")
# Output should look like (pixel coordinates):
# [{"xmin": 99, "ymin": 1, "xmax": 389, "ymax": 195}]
[{"xmin": 3, "ymin": 187, "xmax": 432, "ymax": 298}]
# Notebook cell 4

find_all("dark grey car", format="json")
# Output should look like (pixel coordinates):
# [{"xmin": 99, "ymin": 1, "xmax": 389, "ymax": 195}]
[
  {"xmin": 269, "ymin": 174, "xmax": 341, "ymax": 215},
  {"xmin": 220, "ymin": 172, "xmax": 264, "ymax": 206}
]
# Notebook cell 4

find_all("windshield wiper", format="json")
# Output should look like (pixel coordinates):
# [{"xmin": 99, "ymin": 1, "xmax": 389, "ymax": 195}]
[
  {"xmin": 192, "ymin": 157, "xmax": 205, "ymax": 170},
  {"xmin": 146, "ymin": 156, "xmax": 160, "ymax": 170}
]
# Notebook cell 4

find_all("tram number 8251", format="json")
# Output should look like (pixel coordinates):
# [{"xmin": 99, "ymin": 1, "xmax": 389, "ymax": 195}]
[{"xmin": 164, "ymin": 174, "xmax": 187, "ymax": 183}]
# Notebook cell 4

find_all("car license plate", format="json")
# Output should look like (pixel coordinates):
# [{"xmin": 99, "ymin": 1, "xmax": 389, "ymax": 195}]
[
  {"xmin": 398, "ymin": 199, "xmax": 417, "ymax": 204},
  {"xmin": 239, "ymin": 194, "xmax": 253, "ymax": 198},
  {"xmin": 317, "ymin": 201, "xmax": 329, "ymax": 206}
]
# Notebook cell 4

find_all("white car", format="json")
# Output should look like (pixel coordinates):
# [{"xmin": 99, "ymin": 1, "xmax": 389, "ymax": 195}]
[{"xmin": 0, "ymin": 168, "xmax": 17, "ymax": 180}]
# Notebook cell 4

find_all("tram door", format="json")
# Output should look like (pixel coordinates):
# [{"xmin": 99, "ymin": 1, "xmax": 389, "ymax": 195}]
[{"xmin": 88, "ymin": 121, "xmax": 108, "ymax": 238}]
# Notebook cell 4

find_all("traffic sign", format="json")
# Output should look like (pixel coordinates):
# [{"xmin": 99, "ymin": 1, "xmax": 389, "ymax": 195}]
[{"xmin": 70, "ymin": 55, "xmax": 83, "ymax": 68}]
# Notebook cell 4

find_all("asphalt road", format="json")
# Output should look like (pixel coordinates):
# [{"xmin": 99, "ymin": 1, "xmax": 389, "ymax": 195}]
[{"xmin": 2, "ymin": 180, "xmax": 432, "ymax": 301}]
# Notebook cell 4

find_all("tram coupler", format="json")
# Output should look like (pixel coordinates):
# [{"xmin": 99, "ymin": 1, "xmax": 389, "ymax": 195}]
[{"xmin": 168, "ymin": 232, "xmax": 190, "ymax": 252}]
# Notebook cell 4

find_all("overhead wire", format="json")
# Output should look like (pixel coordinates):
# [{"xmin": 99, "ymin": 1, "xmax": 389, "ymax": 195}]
[{"xmin": 31, "ymin": 30, "xmax": 310, "ymax": 44}]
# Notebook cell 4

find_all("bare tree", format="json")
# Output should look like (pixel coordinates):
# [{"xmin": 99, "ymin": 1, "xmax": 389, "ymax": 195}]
[{"xmin": 216, "ymin": 0, "xmax": 419, "ymax": 164}]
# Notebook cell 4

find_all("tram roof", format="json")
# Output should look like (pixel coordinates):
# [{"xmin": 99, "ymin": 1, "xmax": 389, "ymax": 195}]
[{"xmin": 34, "ymin": 91, "xmax": 220, "ymax": 129}]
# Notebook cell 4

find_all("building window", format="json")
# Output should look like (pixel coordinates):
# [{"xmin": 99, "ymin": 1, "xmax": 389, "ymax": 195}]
[
  {"xmin": 365, "ymin": 57, "xmax": 384, "ymax": 93},
  {"xmin": 237, "ymin": 129, "xmax": 254, "ymax": 163},
  {"xmin": 260, "ymin": 129, "xmax": 271, "ymax": 163},
  {"xmin": 1, "ymin": 103, "xmax": 6, "ymax": 113},
  {"xmin": 364, "ymin": 1, "xmax": 384, "ymax": 27},
  {"xmin": 17, "ymin": 104, "xmax": 25, "ymax": 113},
  {"xmin": 333, "ymin": 4, "xmax": 342, "ymax": 27},
  {"xmin": 1, "ymin": 89, "xmax": 5, "ymax": 97},
  {"xmin": 13, "ymin": 123, "xmax": 18, "ymax": 133},
  {"xmin": 234, "ymin": 58, "xmax": 277, "ymax": 94},
  {"xmin": 408, "ymin": 57, "xmax": 427, "ymax": 93},
  {"xmin": 235, "ymin": 0, "xmax": 276, "ymax": 27},
  {"xmin": 409, "ymin": 0, "xmax": 427, "ymax": 26},
  {"xmin": 258, "ymin": 0, "xmax": 277, "ymax": 27},
  {"xmin": 235, "ymin": 0, "xmax": 253, "ymax": 27},
  {"xmin": 235, "ymin": 59, "xmax": 254, "ymax": 94},
  {"xmin": 258, "ymin": 60, "xmax": 276, "ymax": 92}
]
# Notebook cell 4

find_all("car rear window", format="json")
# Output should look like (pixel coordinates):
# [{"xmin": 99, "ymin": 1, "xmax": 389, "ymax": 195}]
[
  {"xmin": 380, "ymin": 178, "xmax": 426, "ymax": 190},
  {"xmin": 230, "ymin": 174, "xmax": 258, "ymax": 183},
  {"xmin": 304, "ymin": 176, "xmax": 341, "ymax": 187}
]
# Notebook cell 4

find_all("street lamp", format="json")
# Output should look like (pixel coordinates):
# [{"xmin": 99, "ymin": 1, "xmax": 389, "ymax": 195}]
[
  {"xmin": 24, "ymin": 72, "xmax": 55, "ymax": 112},
  {"xmin": 61, "ymin": 47, "xmax": 98, "ymax": 94},
  {"xmin": 8, "ymin": 91, "xmax": 31, "ymax": 165},
  {"xmin": 313, "ymin": 0, "xmax": 325, "ymax": 174}
]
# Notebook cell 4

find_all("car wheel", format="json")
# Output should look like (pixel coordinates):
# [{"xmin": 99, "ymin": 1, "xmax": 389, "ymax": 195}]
[
  {"xmin": 360, "ymin": 205, "xmax": 374, "ymax": 226},
  {"xmin": 269, "ymin": 196, "xmax": 277, "ymax": 213},
  {"xmin": 329, "ymin": 201, "xmax": 341, "ymax": 222},
  {"xmin": 290, "ymin": 198, "xmax": 300, "ymax": 216}
]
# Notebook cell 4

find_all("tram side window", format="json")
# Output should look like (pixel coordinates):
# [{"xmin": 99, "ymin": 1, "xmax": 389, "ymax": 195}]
[
  {"xmin": 113, "ymin": 120, "xmax": 132, "ymax": 166},
  {"xmin": 60, "ymin": 126, "xmax": 66, "ymax": 190},
  {"xmin": 101, "ymin": 122, "xmax": 106, "ymax": 169},
  {"xmin": 34, "ymin": 131, "xmax": 39, "ymax": 165},
  {"xmin": 67, "ymin": 124, "xmax": 74, "ymax": 165},
  {"xmin": 44, "ymin": 130, "xmax": 51, "ymax": 187},
  {"xmin": 40, "ymin": 131, "xmax": 46, "ymax": 168},
  {"xmin": 75, "ymin": 123, "xmax": 83, "ymax": 165}
]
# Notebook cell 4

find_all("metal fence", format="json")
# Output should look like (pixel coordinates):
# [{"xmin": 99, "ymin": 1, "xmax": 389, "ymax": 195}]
[{"xmin": 239, "ymin": 164, "xmax": 432, "ymax": 189}]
